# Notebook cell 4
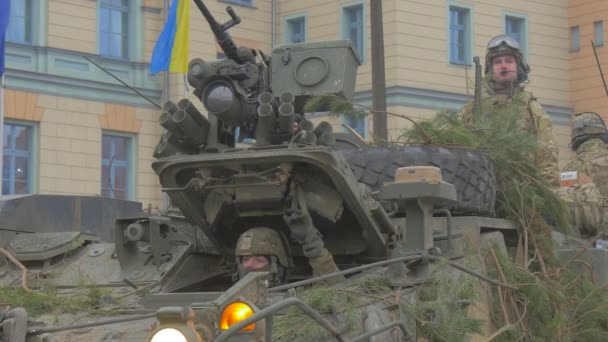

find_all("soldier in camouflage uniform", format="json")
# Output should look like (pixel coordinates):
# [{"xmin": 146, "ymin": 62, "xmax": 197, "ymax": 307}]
[
  {"xmin": 558, "ymin": 112, "xmax": 608, "ymax": 236},
  {"xmin": 460, "ymin": 35, "xmax": 559, "ymax": 185},
  {"xmin": 563, "ymin": 112, "xmax": 608, "ymax": 196},
  {"xmin": 235, "ymin": 209, "xmax": 344, "ymax": 285}
]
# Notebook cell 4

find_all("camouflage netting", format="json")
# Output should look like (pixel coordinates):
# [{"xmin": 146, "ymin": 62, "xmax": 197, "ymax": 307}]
[
  {"xmin": 272, "ymin": 260, "xmax": 485, "ymax": 342},
  {"xmin": 303, "ymin": 95, "xmax": 608, "ymax": 340}
]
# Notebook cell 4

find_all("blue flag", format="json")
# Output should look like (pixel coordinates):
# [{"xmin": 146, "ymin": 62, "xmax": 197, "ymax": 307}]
[
  {"xmin": 0, "ymin": 0, "xmax": 10, "ymax": 76},
  {"xmin": 150, "ymin": 0, "xmax": 179, "ymax": 74}
]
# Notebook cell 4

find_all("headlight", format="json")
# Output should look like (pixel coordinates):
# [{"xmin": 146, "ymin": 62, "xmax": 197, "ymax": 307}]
[
  {"xmin": 150, "ymin": 328, "xmax": 188, "ymax": 342},
  {"xmin": 220, "ymin": 302, "xmax": 255, "ymax": 331}
]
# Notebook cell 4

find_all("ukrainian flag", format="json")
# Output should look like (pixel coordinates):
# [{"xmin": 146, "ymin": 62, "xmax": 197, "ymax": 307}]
[
  {"xmin": 150, "ymin": 0, "xmax": 190, "ymax": 74},
  {"xmin": 0, "ymin": 0, "xmax": 10, "ymax": 76}
]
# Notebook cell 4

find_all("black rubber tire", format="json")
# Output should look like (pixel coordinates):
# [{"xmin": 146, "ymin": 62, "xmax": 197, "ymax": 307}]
[{"xmin": 339, "ymin": 146, "xmax": 496, "ymax": 215}]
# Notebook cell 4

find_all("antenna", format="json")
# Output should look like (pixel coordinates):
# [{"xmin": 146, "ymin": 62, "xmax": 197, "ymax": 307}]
[
  {"xmin": 82, "ymin": 55, "xmax": 162, "ymax": 109},
  {"xmin": 591, "ymin": 40, "xmax": 608, "ymax": 97}
]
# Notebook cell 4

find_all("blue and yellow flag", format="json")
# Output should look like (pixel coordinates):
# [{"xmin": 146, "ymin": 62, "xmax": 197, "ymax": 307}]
[
  {"xmin": 150, "ymin": 0, "xmax": 190, "ymax": 74},
  {"xmin": 0, "ymin": 0, "xmax": 10, "ymax": 76}
]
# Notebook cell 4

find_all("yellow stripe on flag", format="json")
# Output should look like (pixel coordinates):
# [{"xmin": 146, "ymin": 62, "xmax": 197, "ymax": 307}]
[{"xmin": 169, "ymin": 0, "xmax": 190, "ymax": 73}]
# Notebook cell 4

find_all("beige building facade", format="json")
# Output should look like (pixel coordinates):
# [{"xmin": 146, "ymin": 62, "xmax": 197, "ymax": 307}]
[
  {"xmin": 2, "ymin": 0, "xmax": 585, "ymax": 207},
  {"xmin": 568, "ymin": 0, "xmax": 608, "ymax": 120}
]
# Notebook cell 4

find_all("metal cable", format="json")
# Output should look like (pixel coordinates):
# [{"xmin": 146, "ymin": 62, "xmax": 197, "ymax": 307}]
[
  {"xmin": 428, "ymin": 255, "xmax": 517, "ymax": 290},
  {"xmin": 269, "ymin": 254, "xmax": 423, "ymax": 292},
  {"xmin": 27, "ymin": 313, "xmax": 156, "ymax": 335}
]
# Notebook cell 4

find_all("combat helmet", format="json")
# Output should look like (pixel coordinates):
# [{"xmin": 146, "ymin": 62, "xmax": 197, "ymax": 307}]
[
  {"xmin": 571, "ymin": 112, "xmax": 608, "ymax": 150},
  {"xmin": 484, "ymin": 35, "xmax": 530, "ymax": 84},
  {"xmin": 235, "ymin": 227, "xmax": 291, "ymax": 285}
]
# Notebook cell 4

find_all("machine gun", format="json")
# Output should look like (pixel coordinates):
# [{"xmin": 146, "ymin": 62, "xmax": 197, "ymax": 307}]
[{"xmin": 155, "ymin": 0, "xmax": 361, "ymax": 157}]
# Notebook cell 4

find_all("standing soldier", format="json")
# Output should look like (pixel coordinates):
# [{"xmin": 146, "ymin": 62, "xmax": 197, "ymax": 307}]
[
  {"xmin": 563, "ymin": 112, "xmax": 608, "ymax": 196},
  {"xmin": 559, "ymin": 112, "xmax": 608, "ymax": 236},
  {"xmin": 460, "ymin": 35, "xmax": 560, "ymax": 185}
]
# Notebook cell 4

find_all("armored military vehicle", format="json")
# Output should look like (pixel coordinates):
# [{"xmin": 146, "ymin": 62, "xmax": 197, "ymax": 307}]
[{"xmin": 0, "ymin": 1, "xmax": 531, "ymax": 341}]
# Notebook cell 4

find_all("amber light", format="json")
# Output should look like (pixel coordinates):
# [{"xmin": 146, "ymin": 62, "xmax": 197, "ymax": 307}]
[{"xmin": 220, "ymin": 302, "xmax": 255, "ymax": 331}]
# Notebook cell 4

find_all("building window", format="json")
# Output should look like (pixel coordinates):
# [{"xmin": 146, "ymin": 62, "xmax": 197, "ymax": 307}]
[
  {"xmin": 571, "ymin": 26, "xmax": 580, "ymax": 51},
  {"xmin": 2, "ymin": 123, "xmax": 34, "ymax": 195},
  {"xmin": 223, "ymin": 0, "xmax": 253, "ymax": 6},
  {"xmin": 595, "ymin": 21, "xmax": 604, "ymax": 46},
  {"xmin": 99, "ymin": 0, "xmax": 129, "ymax": 59},
  {"xmin": 7, "ymin": 0, "xmax": 33, "ymax": 43},
  {"xmin": 102, "ymin": 133, "xmax": 134, "ymax": 200},
  {"xmin": 285, "ymin": 16, "xmax": 306, "ymax": 44},
  {"xmin": 505, "ymin": 15, "xmax": 527, "ymax": 56},
  {"xmin": 449, "ymin": 6, "xmax": 471, "ymax": 65},
  {"xmin": 342, "ymin": 3, "xmax": 365, "ymax": 62},
  {"xmin": 343, "ymin": 114, "xmax": 366, "ymax": 138}
]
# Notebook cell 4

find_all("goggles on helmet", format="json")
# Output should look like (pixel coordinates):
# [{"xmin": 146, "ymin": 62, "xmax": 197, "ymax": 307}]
[{"xmin": 487, "ymin": 35, "xmax": 520, "ymax": 50}]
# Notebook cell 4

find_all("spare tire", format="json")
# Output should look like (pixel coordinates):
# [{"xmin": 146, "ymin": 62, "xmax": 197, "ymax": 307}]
[{"xmin": 339, "ymin": 146, "xmax": 496, "ymax": 215}]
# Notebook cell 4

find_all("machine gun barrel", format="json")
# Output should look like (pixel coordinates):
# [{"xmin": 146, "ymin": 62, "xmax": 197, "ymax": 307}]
[{"xmin": 193, "ymin": 0, "xmax": 242, "ymax": 63}]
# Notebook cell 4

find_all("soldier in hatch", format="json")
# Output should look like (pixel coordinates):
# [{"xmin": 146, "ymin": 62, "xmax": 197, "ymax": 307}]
[
  {"xmin": 460, "ymin": 34, "xmax": 560, "ymax": 185},
  {"xmin": 235, "ymin": 209, "xmax": 344, "ymax": 285},
  {"xmin": 235, "ymin": 227, "xmax": 291, "ymax": 286}
]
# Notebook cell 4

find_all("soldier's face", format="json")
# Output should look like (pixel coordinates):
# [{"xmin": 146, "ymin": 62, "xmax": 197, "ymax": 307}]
[
  {"xmin": 242, "ymin": 255, "xmax": 269, "ymax": 270},
  {"xmin": 492, "ymin": 55, "xmax": 517, "ymax": 82}
]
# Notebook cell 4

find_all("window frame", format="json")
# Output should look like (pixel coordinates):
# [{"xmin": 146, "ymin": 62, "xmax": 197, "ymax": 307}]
[
  {"xmin": 7, "ymin": 0, "xmax": 46, "ymax": 46},
  {"xmin": 221, "ymin": 0, "xmax": 254, "ymax": 7},
  {"xmin": 7, "ymin": 0, "xmax": 33, "ymax": 44},
  {"xmin": 101, "ymin": 131, "xmax": 136, "ymax": 200},
  {"xmin": 447, "ymin": 3, "xmax": 473, "ymax": 66},
  {"xmin": 570, "ymin": 25, "xmax": 581, "ymax": 52},
  {"xmin": 341, "ymin": 113, "xmax": 367, "ymax": 139},
  {"xmin": 98, "ymin": 0, "xmax": 131, "ymax": 60},
  {"xmin": 2, "ymin": 121, "xmax": 38, "ymax": 195},
  {"xmin": 595, "ymin": 20, "xmax": 604, "ymax": 47},
  {"xmin": 283, "ymin": 13, "xmax": 307, "ymax": 44},
  {"xmin": 503, "ymin": 12, "xmax": 528, "ymax": 59},
  {"xmin": 340, "ymin": 1, "xmax": 366, "ymax": 64}
]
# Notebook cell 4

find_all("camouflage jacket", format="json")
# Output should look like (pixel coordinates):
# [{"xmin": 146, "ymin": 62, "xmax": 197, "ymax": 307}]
[
  {"xmin": 460, "ymin": 84, "xmax": 559, "ymax": 185},
  {"xmin": 562, "ymin": 138, "xmax": 608, "ymax": 197}
]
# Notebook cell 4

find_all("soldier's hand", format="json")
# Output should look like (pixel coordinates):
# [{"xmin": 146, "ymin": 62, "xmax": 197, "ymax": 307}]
[
  {"xmin": 284, "ymin": 208, "xmax": 325, "ymax": 258},
  {"xmin": 283, "ymin": 208, "xmax": 315, "ymax": 244}
]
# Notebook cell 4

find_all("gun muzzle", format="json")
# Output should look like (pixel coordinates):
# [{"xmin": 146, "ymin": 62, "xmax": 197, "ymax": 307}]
[
  {"xmin": 278, "ymin": 102, "xmax": 294, "ymax": 132},
  {"xmin": 258, "ymin": 92, "xmax": 276, "ymax": 106},
  {"xmin": 300, "ymin": 119, "xmax": 314, "ymax": 132},
  {"xmin": 294, "ymin": 130, "xmax": 316, "ymax": 145},
  {"xmin": 280, "ymin": 92, "xmax": 295, "ymax": 104},
  {"xmin": 177, "ymin": 99, "xmax": 210, "ymax": 127},
  {"xmin": 171, "ymin": 99, "xmax": 210, "ymax": 146},
  {"xmin": 317, "ymin": 132, "xmax": 336, "ymax": 146},
  {"xmin": 256, "ymin": 103, "xmax": 276, "ymax": 145},
  {"xmin": 313, "ymin": 121, "xmax": 333, "ymax": 137},
  {"xmin": 162, "ymin": 101, "xmax": 178, "ymax": 115},
  {"xmin": 159, "ymin": 111, "xmax": 184, "ymax": 137}
]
